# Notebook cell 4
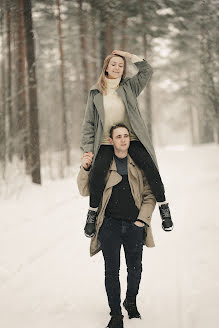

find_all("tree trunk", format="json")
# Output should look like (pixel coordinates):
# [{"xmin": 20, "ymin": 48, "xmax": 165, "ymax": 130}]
[
  {"xmin": 186, "ymin": 72, "xmax": 196, "ymax": 145},
  {"xmin": 98, "ymin": 8, "xmax": 106, "ymax": 66},
  {"xmin": 90, "ymin": 4, "xmax": 98, "ymax": 84},
  {"xmin": 77, "ymin": 0, "xmax": 90, "ymax": 104},
  {"xmin": 23, "ymin": 0, "xmax": 41, "ymax": 184},
  {"xmin": 16, "ymin": 0, "xmax": 29, "ymax": 170},
  {"xmin": 105, "ymin": 17, "xmax": 114, "ymax": 55},
  {"xmin": 97, "ymin": 5, "xmax": 114, "ymax": 66},
  {"xmin": 191, "ymin": 105, "xmax": 201, "ymax": 144},
  {"xmin": 6, "ymin": 0, "xmax": 13, "ymax": 161},
  {"xmin": 0, "ymin": 3, "xmax": 6, "ymax": 178},
  {"xmin": 56, "ymin": 0, "xmax": 70, "ymax": 167},
  {"xmin": 202, "ymin": 1, "xmax": 219, "ymax": 136},
  {"xmin": 120, "ymin": 13, "xmax": 127, "ymax": 50},
  {"xmin": 199, "ymin": 0, "xmax": 218, "ymax": 143}
]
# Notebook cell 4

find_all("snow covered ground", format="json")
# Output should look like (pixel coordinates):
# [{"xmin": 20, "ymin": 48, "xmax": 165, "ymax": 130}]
[{"xmin": 0, "ymin": 144, "xmax": 219, "ymax": 328}]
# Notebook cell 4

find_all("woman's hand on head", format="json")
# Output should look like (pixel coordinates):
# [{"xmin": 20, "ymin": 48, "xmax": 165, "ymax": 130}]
[
  {"xmin": 112, "ymin": 50, "xmax": 132, "ymax": 59},
  {"xmin": 82, "ymin": 152, "xmax": 94, "ymax": 170}
]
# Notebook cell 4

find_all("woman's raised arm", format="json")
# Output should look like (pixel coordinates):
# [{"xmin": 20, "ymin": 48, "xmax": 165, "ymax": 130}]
[{"xmin": 112, "ymin": 49, "xmax": 153, "ymax": 97}]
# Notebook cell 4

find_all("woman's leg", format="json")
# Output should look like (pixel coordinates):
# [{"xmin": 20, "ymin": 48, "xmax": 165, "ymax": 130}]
[
  {"xmin": 84, "ymin": 146, "xmax": 114, "ymax": 238},
  {"xmin": 129, "ymin": 141, "xmax": 165, "ymax": 202},
  {"xmin": 89, "ymin": 145, "xmax": 114, "ymax": 208},
  {"xmin": 128, "ymin": 141, "xmax": 173, "ymax": 231}
]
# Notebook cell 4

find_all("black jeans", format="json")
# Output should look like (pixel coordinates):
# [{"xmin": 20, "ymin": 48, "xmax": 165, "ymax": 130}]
[
  {"xmin": 98, "ymin": 216, "xmax": 145, "ymax": 315},
  {"xmin": 89, "ymin": 142, "xmax": 165, "ymax": 208}
]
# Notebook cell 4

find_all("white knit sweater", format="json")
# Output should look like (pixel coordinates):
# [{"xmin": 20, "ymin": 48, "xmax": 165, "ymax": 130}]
[{"xmin": 101, "ymin": 55, "xmax": 141, "ymax": 145}]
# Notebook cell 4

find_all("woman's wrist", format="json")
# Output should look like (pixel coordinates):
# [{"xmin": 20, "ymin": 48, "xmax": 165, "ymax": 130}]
[{"xmin": 126, "ymin": 52, "xmax": 132, "ymax": 59}]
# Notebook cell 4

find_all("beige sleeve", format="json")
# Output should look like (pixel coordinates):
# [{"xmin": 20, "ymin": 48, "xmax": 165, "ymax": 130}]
[
  {"xmin": 77, "ymin": 166, "xmax": 90, "ymax": 196},
  {"xmin": 130, "ymin": 54, "xmax": 144, "ymax": 63},
  {"xmin": 137, "ymin": 175, "xmax": 156, "ymax": 226}
]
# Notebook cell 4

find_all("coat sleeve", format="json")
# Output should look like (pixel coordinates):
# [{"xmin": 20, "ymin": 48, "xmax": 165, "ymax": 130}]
[
  {"xmin": 80, "ymin": 90, "xmax": 95, "ymax": 154},
  {"xmin": 127, "ymin": 56, "xmax": 153, "ymax": 97},
  {"xmin": 77, "ymin": 166, "xmax": 90, "ymax": 196},
  {"xmin": 137, "ymin": 173, "xmax": 156, "ymax": 227}
]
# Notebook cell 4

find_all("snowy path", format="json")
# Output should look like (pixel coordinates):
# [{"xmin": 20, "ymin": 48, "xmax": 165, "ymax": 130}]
[{"xmin": 0, "ymin": 144, "xmax": 219, "ymax": 328}]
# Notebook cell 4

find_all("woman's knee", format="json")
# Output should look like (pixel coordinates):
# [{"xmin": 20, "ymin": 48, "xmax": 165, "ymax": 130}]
[{"xmin": 91, "ymin": 147, "xmax": 113, "ymax": 177}]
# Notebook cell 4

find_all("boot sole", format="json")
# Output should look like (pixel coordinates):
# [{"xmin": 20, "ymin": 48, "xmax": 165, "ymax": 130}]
[
  {"xmin": 84, "ymin": 232, "xmax": 95, "ymax": 238},
  {"xmin": 162, "ymin": 223, "xmax": 174, "ymax": 232},
  {"xmin": 123, "ymin": 301, "xmax": 141, "ymax": 319}
]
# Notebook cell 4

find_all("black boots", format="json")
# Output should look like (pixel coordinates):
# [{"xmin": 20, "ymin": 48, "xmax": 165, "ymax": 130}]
[
  {"xmin": 123, "ymin": 297, "xmax": 141, "ymax": 319},
  {"xmin": 106, "ymin": 314, "xmax": 124, "ymax": 328},
  {"xmin": 159, "ymin": 203, "xmax": 174, "ymax": 231},
  {"xmin": 106, "ymin": 298, "xmax": 140, "ymax": 327},
  {"xmin": 84, "ymin": 210, "xmax": 97, "ymax": 238}
]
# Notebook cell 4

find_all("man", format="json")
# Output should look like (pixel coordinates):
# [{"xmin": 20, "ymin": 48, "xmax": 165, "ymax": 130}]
[{"xmin": 77, "ymin": 124, "xmax": 161, "ymax": 328}]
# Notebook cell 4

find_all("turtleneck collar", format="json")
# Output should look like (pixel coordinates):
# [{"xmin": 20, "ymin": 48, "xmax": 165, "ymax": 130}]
[{"xmin": 105, "ymin": 76, "xmax": 121, "ymax": 90}]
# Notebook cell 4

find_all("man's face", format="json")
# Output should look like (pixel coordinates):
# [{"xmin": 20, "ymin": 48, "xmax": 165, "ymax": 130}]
[{"xmin": 109, "ymin": 127, "xmax": 130, "ymax": 152}]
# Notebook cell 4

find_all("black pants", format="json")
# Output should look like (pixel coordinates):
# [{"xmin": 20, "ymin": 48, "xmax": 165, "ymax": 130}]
[
  {"xmin": 89, "ymin": 142, "xmax": 165, "ymax": 207},
  {"xmin": 98, "ymin": 216, "xmax": 145, "ymax": 315}
]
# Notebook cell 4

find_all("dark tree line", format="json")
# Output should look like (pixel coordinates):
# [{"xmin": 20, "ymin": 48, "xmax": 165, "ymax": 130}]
[
  {"xmin": 0, "ymin": 0, "xmax": 218, "ymax": 184},
  {"xmin": 1, "ymin": 0, "xmax": 40, "ymax": 183}
]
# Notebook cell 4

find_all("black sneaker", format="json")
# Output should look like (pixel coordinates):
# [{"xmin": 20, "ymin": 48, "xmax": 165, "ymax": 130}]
[
  {"xmin": 106, "ymin": 314, "xmax": 124, "ymax": 328},
  {"xmin": 159, "ymin": 203, "xmax": 174, "ymax": 231},
  {"xmin": 84, "ymin": 210, "xmax": 97, "ymax": 238},
  {"xmin": 123, "ymin": 298, "xmax": 141, "ymax": 319}
]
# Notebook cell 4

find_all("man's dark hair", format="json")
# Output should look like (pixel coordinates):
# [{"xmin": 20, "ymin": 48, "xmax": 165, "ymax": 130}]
[{"xmin": 109, "ymin": 123, "xmax": 130, "ymax": 139}]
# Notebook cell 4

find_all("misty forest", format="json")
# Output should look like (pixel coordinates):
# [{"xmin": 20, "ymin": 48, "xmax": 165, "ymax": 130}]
[
  {"xmin": 0, "ymin": 0, "xmax": 219, "ymax": 186},
  {"xmin": 1, "ymin": 2, "xmax": 219, "ymax": 328}
]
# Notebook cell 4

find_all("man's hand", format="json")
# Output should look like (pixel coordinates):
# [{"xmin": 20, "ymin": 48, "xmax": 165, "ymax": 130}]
[
  {"xmin": 134, "ymin": 221, "xmax": 145, "ymax": 227},
  {"xmin": 112, "ymin": 50, "xmax": 132, "ymax": 59},
  {"xmin": 82, "ymin": 152, "xmax": 94, "ymax": 170}
]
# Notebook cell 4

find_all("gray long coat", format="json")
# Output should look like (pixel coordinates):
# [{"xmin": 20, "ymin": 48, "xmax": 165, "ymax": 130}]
[{"xmin": 80, "ymin": 59, "xmax": 159, "ymax": 169}]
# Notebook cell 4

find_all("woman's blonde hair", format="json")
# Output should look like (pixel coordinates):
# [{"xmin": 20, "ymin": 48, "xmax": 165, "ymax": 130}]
[{"xmin": 97, "ymin": 55, "xmax": 127, "ymax": 95}]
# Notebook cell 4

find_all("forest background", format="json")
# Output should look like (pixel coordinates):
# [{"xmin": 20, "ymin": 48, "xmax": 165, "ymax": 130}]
[{"xmin": 0, "ymin": 0, "xmax": 219, "ymax": 186}]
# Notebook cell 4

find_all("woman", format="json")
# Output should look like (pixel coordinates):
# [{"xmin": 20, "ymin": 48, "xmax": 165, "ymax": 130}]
[{"xmin": 80, "ymin": 49, "xmax": 173, "ymax": 237}]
